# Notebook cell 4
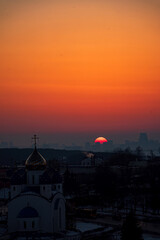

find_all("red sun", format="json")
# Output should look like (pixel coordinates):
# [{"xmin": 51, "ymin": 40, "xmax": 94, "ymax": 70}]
[{"xmin": 95, "ymin": 137, "xmax": 108, "ymax": 144}]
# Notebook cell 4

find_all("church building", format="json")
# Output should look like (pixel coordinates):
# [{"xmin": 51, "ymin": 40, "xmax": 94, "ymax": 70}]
[{"xmin": 8, "ymin": 136, "xmax": 66, "ymax": 234}]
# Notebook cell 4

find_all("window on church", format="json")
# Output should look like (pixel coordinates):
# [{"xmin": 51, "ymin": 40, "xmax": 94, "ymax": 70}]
[
  {"xmin": 24, "ymin": 221, "xmax": 26, "ymax": 229},
  {"xmin": 43, "ymin": 186, "xmax": 45, "ymax": 191},
  {"xmin": 32, "ymin": 175, "xmax": 35, "ymax": 184},
  {"xmin": 59, "ymin": 207, "xmax": 61, "ymax": 229},
  {"xmin": 32, "ymin": 221, "xmax": 35, "ymax": 229}
]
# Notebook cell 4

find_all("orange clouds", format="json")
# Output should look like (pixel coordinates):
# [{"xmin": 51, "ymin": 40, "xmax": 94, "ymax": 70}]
[{"xmin": 0, "ymin": 0, "xmax": 160, "ymax": 133}]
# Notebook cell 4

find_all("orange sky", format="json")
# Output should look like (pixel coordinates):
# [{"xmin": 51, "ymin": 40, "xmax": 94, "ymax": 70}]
[{"xmin": 0, "ymin": 0, "xmax": 160, "ymax": 138}]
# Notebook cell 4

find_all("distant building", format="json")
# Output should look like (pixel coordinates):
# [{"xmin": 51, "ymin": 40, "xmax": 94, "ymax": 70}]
[
  {"xmin": 81, "ymin": 155, "xmax": 103, "ymax": 167},
  {"xmin": 138, "ymin": 133, "xmax": 148, "ymax": 148},
  {"xmin": 81, "ymin": 157, "xmax": 92, "ymax": 166},
  {"xmin": 124, "ymin": 133, "xmax": 160, "ymax": 151}
]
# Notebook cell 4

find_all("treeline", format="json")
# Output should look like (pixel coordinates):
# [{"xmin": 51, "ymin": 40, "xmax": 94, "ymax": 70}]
[
  {"xmin": 0, "ymin": 148, "xmax": 85, "ymax": 166},
  {"xmin": 64, "ymin": 149, "xmax": 160, "ymax": 213}
]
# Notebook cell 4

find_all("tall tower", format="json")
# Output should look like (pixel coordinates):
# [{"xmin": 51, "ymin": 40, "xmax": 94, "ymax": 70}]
[{"xmin": 138, "ymin": 133, "xmax": 148, "ymax": 148}]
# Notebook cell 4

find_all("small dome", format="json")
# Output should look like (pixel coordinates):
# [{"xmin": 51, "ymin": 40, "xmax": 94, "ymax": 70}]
[
  {"xmin": 17, "ymin": 207, "xmax": 39, "ymax": 218},
  {"xmin": 25, "ymin": 147, "xmax": 47, "ymax": 170}
]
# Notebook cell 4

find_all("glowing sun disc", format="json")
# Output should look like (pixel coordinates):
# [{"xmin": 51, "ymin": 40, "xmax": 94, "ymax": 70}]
[{"xmin": 95, "ymin": 137, "xmax": 108, "ymax": 144}]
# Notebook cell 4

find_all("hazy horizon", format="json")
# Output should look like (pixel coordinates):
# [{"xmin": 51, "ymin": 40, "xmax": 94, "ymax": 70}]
[{"xmin": 0, "ymin": 131, "xmax": 160, "ymax": 148}]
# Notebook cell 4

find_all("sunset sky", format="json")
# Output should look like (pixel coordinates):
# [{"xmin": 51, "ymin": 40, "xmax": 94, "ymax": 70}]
[{"xmin": 0, "ymin": 0, "xmax": 160, "ymax": 145}]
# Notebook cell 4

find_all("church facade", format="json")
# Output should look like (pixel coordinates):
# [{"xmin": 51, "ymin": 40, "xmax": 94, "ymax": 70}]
[{"xmin": 8, "ymin": 143, "xmax": 65, "ymax": 234}]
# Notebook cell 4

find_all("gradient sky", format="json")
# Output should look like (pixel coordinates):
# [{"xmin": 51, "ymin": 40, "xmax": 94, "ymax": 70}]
[{"xmin": 0, "ymin": 0, "xmax": 160, "ymax": 145}]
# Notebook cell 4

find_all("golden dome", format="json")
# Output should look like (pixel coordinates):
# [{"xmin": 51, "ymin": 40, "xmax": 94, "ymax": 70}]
[{"xmin": 25, "ymin": 147, "xmax": 47, "ymax": 170}]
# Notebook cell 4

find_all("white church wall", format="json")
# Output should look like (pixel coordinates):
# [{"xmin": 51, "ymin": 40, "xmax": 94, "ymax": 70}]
[
  {"xmin": 27, "ymin": 170, "xmax": 44, "ymax": 185},
  {"xmin": 56, "ymin": 184, "xmax": 63, "ymax": 193},
  {"xmin": 58, "ymin": 199, "xmax": 66, "ymax": 231},
  {"xmin": 17, "ymin": 218, "xmax": 40, "ymax": 231},
  {"xmin": 40, "ymin": 184, "xmax": 52, "ymax": 199},
  {"xmin": 11, "ymin": 185, "xmax": 22, "ymax": 199},
  {"xmin": 51, "ymin": 193, "xmax": 66, "ymax": 232},
  {"xmin": 53, "ymin": 184, "xmax": 63, "ymax": 193},
  {"xmin": 8, "ymin": 194, "xmax": 52, "ymax": 233},
  {"xmin": 81, "ymin": 158, "xmax": 92, "ymax": 166}
]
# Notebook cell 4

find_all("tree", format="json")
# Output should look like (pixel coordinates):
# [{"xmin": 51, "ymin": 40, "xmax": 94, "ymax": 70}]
[
  {"xmin": 63, "ymin": 167, "xmax": 79, "ymax": 196},
  {"xmin": 95, "ymin": 166, "xmax": 117, "ymax": 204},
  {"xmin": 121, "ymin": 212, "xmax": 143, "ymax": 240},
  {"xmin": 136, "ymin": 146, "xmax": 144, "ymax": 160},
  {"xmin": 48, "ymin": 158, "xmax": 60, "ymax": 170}
]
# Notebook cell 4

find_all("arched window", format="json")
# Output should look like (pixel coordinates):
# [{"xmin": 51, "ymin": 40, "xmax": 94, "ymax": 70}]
[
  {"xmin": 32, "ymin": 221, "xmax": 35, "ymax": 229},
  {"xmin": 32, "ymin": 175, "xmax": 35, "ymax": 184},
  {"xmin": 24, "ymin": 221, "xmax": 26, "ymax": 229},
  {"xmin": 59, "ymin": 207, "xmax": 61, "ymax": 229}
]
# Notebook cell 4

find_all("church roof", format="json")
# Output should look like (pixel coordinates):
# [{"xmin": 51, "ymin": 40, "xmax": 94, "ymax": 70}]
[
  {"xmin": 22, "ymin": 186, "xmax": 40, "ymax": 194},
  {"xmin": 40, "ymin": 169, "xmax": 62, "ymax": 184},
  {"xmin": 52, "ymin": 170, "xmax": 62, "ymax": 183},
  {"xmin": 39, "ymin": 173, "xmax": 51, "ymax": 184},
  {"xmin": 17, "ymin": 207, "xmax": 39, "ymax": 218},
  {"xmin": 25, "ymin": 147, "xmax": 47, "ymax": 170},
  {"xmin": 11, "ymin": 168, "xmax": 62, "ymax": 186}
]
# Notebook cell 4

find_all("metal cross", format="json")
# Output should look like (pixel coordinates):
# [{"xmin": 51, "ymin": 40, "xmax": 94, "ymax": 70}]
[{"xmin": 32, "ymin": 134, "xmax": 39, "ymax": 148}]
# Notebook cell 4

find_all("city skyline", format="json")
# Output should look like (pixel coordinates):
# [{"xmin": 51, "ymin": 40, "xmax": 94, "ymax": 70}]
[{"xmin": 0, "ymin": 132, "xmax": 160, "ymax": 150}]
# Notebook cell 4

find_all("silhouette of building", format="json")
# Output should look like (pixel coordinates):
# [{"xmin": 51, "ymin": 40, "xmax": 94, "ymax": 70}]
[
  {"xmin": 138, "ymin": 132, "xmax": 148, "ymax": 148},
  {"xmin": 8, "ymin": 140, "xmax": 65, "ymax": 234}
]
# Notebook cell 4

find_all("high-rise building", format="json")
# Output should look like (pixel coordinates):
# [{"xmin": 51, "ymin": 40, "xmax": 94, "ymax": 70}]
[{"xmin": 138, "ymin": 132, "xmax": 148, "ymax": 148}]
